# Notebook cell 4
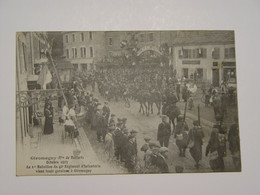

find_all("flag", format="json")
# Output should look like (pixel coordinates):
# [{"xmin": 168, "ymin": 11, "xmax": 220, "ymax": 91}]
[
  {"xmin": 37, "ymin": 64, "xmax": 52, "ymax": 89},
  {"xmin": 120, "ymin": 40, "xmax": 127, "ymax": 48}
]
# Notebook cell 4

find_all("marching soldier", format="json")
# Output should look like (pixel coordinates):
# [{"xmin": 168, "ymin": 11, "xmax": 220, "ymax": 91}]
[{"xmin": 157, "ymin": 115, "xmax": 171, "ymax": 147}]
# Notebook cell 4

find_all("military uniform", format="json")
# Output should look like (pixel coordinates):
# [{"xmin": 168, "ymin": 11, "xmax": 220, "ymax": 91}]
[
  {"xmin": 175, "ymin": 119, "xmax": 189, "ymax": 156},
  {"xmin": 157, "ymin": 120, "xmax": 171, "ymax": 147}
]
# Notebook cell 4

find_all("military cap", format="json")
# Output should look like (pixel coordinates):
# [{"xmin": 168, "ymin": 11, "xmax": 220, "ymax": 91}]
[
  {"xmin": 149, "ymin": 141, "xmax": 160, "ymax": 148},
  {"xmin": 159, "ymin": 147, "xmax": 169, "ymax": 153},
  {"xmin": 144, "ymin": 137, "xmax": 151, "ymax": 141},
  {"xmin": 130, "ymin": 129, "xmax": 138, "ymax": 134}
]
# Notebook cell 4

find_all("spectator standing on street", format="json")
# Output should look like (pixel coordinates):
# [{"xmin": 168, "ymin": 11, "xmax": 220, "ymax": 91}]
[
  {"xmin": 206, "ymin": 128, "xmax": 226, "ymax": 172},
  {"xmin": 125, "ymin": 129, "xmax": 138, "ymax": 173},
  {"xmin": 113, "ymin": 118, "xmax": 124, "ymax": 162},
  {"xmin": 152, "ymin": 147, "xmax": 169, "ymax": 173},
  {"xmin": 102, "ymin": 101, "xmax": 110, "ymax": 124},
  {"xmin": 109, "ymin": 114, "xmax": 116, "ymax": 128},
  {"xmin": 228, "ymin": 115, "xmax": 241, "ymax": 170},
  {"xmin": 43, "ymin": 102, "xmax": 54, "ymax": 135},
  {"xmin": 157, "ymin": 115, "xmax": 171, "ymax": 147},
  {"xmin": 188, "ymin": 120, "xmax": 204, "ymax": 169},
  {"xmin": 174, "ymin": 115, "xmax": 189, "ymax": 157},
  {"xmin": 104, "ymin": 126, "xmax": 115, "ymax": 161}
]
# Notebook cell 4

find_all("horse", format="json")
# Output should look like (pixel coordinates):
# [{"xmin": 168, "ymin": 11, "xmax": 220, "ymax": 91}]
[
  {"xmin": 162, "ymin": 102, "xmax": 181, "ymax": 131},
  {"xmin": 148, "ymin": 90, "xmax": 162, "ymax": 115},
  {"xmin": 137, "ymin": 89, "xmax": 150, "ymax": 116}
]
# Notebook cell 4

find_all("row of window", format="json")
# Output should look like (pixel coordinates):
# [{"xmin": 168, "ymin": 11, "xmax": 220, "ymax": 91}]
[
  {"xmin": 140, "ymin": 33, "xmax": 153, "ymax": 42},
  {"xmin": 107, "ymin": 33, "xmax": 154, "ymax": 46},
  {"xmin": 66, "ymin": 47, "xmax": 94, "ymax": 58},
  {"xmin": 179, "ymin": 48, "xmax": 207, "ymax": 59},
  {"xmin": 179, "ymin": 47, "xmax": 235, "ymax": 59},
  {"xmin": 65, "ymin": 32, "xmax": 93, "ymax": 43}
]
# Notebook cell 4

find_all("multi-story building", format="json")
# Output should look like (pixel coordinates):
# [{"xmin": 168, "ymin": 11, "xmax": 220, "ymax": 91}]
[
  {"xmin": 16, "ymin": 32, "xmax": 50, "ymax": 144},
  {"xmin": 62, "ymin": 31, "xmax": 106, "ymax": 71},
  {"xmin": 62, "ymin": 31, "xmax": 236, "ymax": 86},
  {"xmin": 171, "ymin": 31, "xmax": 236, "ymax": 86}
]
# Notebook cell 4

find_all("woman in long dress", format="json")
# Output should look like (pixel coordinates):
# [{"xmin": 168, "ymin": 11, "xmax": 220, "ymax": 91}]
[{"xmin": 43, "ymin": 103, "xmax": 54, "ymax": 135}]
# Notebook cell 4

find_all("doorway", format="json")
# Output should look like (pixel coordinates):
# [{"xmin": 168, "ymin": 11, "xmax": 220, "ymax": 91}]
[{"xmin": 212, "ymin": 69, "xmax": 219, "ymax": 86}]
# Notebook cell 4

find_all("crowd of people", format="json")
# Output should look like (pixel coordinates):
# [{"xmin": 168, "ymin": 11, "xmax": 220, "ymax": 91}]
[{"xmin": 41, "ymin": 66, "xmax": 241, "ymax": 173}]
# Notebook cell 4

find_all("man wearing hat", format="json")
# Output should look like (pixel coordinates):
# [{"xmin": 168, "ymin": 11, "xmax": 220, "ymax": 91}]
[
  {"xmin": 140, "ymin": 137, "xmax": 151, "ymax": 169},
  {"xmin": 125, "ymin": 129, "xmax": 138, "ymax": 173},
  {"xmin": 109, "ymin": 114, "xmax": 116, "ymax": 128},
  {"xmin": 141, "ymin": 137, "xmax": 151, "ymax": 153},
  {"xmin": 188, "ymin": 120, "xmax": 204, "ymax": 169},
  {"xmin": 157, "ymin": 115, "xmax": 171, "ymax": 147},
  {"xmin": 113, "ymin": 119, "xmax": 124, "ymax": 162},
  {"xmin": 174, "ymin": 115, "xmax": 189, "ymax": 157},
  {"xmin": 152, "ymin": 147, "xmax": 169, "ymax": 173},
  {"xmin": 104, "ymin": 125, "xmax": 115, "ymax": 161},
  {"xmin": 120, "ymin": 126, "xmax": 129, "ymax": 163},
  {"xmin": 102, "ymin": 101, "xmax": 110, "ymax": 124},
  {"xmin": 140, "ymin": 140, "xmax": 160, "ymax": 172}
]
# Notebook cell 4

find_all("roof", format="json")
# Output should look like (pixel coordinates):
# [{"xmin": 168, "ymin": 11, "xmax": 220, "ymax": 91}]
[
  {"xmin": 54, "ymin": 60, "xmax": 73, "ymax": 69},
  {"xmin": 172, "ymin": 31, "xmax": 235, "ymax": 46}
]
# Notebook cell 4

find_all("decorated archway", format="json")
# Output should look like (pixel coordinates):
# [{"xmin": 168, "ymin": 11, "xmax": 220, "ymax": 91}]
[{"xmin": 136, "ymin": 45, "xmax": 162, "ymax": 56}]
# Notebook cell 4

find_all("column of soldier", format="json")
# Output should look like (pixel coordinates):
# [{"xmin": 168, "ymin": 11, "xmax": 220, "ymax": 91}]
[
  {"xmin": 63, "ymin": 82, "xmax": 176, "ymax": 173},
  {"xmin": 69, "ymin": 69, "xmax": 240, "ymax": 173}
]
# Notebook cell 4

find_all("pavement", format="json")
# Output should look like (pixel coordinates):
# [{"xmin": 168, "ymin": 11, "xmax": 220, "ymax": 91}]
[
  {"xmin": 16, "ymin": 86, "xmax": 239, "ymax": 175},
  {"xmin": 16, "ymin": 98, "xmax": 123, "ymax": 176},
  {"xmin": 86, "ymin": 86, "xmax": 239, "ymax": 173}
]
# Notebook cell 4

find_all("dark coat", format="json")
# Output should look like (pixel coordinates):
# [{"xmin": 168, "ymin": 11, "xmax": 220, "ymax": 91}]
[
  {"xmin": 157, "ymin": 122, "xmax": 171, "ymax": 140},
  {"xmin": 152, "ymin": 154, "xmax": 169, "ymax": 173},
  {"xmin": 189, "ymin": 127, "xmax": 204, "ymax": 162}
]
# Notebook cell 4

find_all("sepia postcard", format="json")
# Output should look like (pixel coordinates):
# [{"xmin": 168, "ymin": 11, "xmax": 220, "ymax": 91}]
[{"xmin": 16, "ymin": 30, "xmax": 241, "ymax": 175}]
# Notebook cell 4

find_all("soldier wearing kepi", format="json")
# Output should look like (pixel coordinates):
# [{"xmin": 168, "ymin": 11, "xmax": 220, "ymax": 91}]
[
  {"xmin": 157, "ymin": 115, "xmax": 171, "ymax": 147},
  {"xmin": 125, "ymin": 129, "xmax": 138, "ymax": 173}
]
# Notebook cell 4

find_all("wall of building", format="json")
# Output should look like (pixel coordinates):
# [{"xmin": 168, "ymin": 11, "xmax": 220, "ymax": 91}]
[
  {"xmin": 173, "ymin": 43, "xmax": 236, "ymax": 85},
  {"xmin": 16, "ymin": 32, "xmax": 49, "ymax": 145},
  {"xmin": 63, "ymin": 31, "xmax": 106, "ymax": 71}
]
